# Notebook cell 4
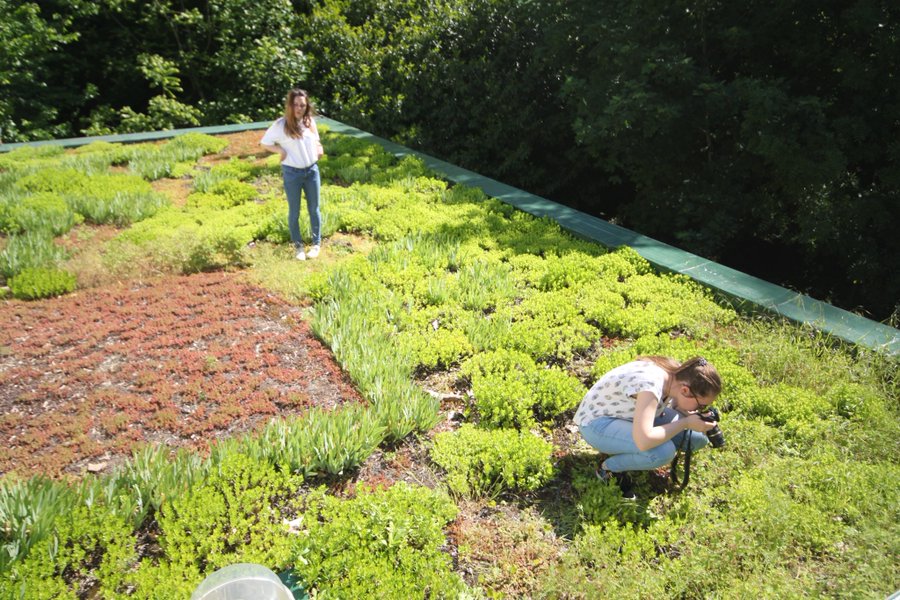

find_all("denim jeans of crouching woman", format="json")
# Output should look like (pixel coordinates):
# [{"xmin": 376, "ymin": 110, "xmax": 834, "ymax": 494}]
[
  {"xmin": 578, "ymin": 408, "xmax": 710, "ymax": 472},
  {"xmin": 281, "ymin": 163, "xmax": 321, "ymax": 246}
]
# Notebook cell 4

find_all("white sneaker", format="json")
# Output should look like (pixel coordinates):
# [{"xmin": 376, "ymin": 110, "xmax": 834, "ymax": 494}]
[
  {"xmin": 307, "ymin": 245, "xmax": 320, "ymax": 259},
  {"xmin": 295, "ymin": 248, "xmax": 306, "ymax": 261}
]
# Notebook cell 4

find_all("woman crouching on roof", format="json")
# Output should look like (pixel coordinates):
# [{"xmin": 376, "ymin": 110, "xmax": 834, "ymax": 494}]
[{"xmin": 574, "ymin": 356, "xmax": 722, "ymax": 496}]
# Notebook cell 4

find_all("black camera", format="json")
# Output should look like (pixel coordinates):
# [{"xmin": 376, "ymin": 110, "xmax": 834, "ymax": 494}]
[{"xmin": 699, "ymin": 407, "xmax": 725, "ymax": 448}]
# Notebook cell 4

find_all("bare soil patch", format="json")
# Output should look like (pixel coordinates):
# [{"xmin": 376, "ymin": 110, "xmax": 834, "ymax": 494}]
[
  {"xmin": 202, "ymin": 129, "xmax": 270, "ymax": 166},
  {"xmin": 0, "ymin": 271, "xmax": 362, "ymax": 479},
  {"xmin": 150, "ymin": 177, "xmax": 194, "ymax": 206}
]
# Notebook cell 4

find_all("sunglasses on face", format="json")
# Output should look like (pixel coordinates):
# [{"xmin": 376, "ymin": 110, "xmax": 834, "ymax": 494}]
[{"xmin": 687, "ymin": 389, "xmax": 714, "ymax": 411}]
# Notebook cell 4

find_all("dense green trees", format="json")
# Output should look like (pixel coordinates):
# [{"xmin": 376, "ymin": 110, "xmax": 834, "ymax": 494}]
[
  {"xmin": 544, "ymin": 0, "xmax": 899, "ymax": 320},
  {"xmin": 2, "ymin": 0, "xmax": 897, "ymax": 321},
  {"xmin": 0, "ymin": 0, "xmax": 307, "ymax": 137}
]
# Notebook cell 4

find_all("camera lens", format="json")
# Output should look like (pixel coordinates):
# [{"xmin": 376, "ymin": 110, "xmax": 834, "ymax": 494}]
[
  {"xmin": 700, "ymin": 407, "xmax": 725, "ymax": 448},
  {"xmin": 705, "ymin": 425, "xmax": 725, "ymax": 448}
]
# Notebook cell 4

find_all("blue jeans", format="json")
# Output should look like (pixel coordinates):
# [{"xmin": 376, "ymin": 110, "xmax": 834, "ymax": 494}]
[
  {"xmin": 578, "ymin": 408, "xmax": 709, "ymax": 472},
  {"xmin": 281, "ymin": 164, "xmax": 321, "ymax": 246}
]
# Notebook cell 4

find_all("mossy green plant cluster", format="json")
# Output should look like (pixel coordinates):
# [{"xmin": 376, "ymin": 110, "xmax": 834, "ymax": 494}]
[
  {"xmin": 8, "ymin": 267, "xmax": 76, "ymax": 300},
  {"xmin": 304, "ymin": 131, "xmax": 898, "ymax": 598},
  {"xmin": 0, "ymin": 134, "xmax": 226, "ymax": 298},
  {"xmin": 305, "ymin": 150, "xmax": 735, "ymax": 514},
  {"xmin": 432, "ymin": 424, "xmax": 555, "ymax": 497},
  {"xmin": 0, "ymin": 129, "xmax": 897, "ymax": 598},
  {"xmin": 294, "ymin": 483, "xmax": 467, "ymax": 598}
]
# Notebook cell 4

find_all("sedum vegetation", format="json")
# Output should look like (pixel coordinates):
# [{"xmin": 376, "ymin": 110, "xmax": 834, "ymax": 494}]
[{"xmin": 0, "ymin": 129, "xmax": 897, "ymax": 598}]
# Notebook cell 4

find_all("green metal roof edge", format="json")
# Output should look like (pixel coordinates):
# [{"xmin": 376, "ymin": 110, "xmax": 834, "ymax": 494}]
[
  {"xmin": 0, "ymin": 122, "xmax": 272, "ymax": 152},
  {"xmin": 3, "ymin": 118, "xmax": 897, "ymax": 355}
]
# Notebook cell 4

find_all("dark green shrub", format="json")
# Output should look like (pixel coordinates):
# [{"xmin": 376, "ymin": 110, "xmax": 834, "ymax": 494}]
[
  {"xmin": 431, "ymin": 424, "xmax": 555, "ymax": 497},
  {"xmin": 9, "ymin": 267, "xmax": 76, "ymax": 299},
  {"xmin": 294, "ymin": 483, "xmax": 468, "ymax": 598}
]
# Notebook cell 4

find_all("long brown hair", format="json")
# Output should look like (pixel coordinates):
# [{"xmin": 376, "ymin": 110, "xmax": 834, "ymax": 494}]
[
  {"xmin": 283, "ymin": 88, "xmax": 316, "ymax": 138},
  {"xmin": 636, "ymin": 355, "xmax": 722, "ymax": 398}
]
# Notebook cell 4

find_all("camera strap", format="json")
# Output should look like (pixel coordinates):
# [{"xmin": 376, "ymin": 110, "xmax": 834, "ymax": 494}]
[{"xmin": 670, "ymin": 431, "xmax": 693, "ymax": 491}]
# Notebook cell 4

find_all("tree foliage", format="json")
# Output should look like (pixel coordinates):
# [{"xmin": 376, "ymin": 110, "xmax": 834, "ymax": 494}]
[
  {"xmin": 546, "ymin": 0, "xmax": 900, "ymax": 318},
  {"xmin": 1, "ymin": 0, "xmax": 309, "ymax": 140}
]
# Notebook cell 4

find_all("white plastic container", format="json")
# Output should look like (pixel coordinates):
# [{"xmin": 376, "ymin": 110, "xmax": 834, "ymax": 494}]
[{"xmin": 191, "ymin": 563, "xmax": 295, "ymax": 600}]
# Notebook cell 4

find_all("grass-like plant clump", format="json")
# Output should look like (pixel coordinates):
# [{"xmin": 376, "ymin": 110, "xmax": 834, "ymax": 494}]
[
  {"xmin": 0, "ymin": 192, "xmax": 83, "ymax": 236},
  {"xmin": 0, "ymin": 133, "xmax": 231, "ymax": 293},
  {"xmin": 0, "ymin": 128, "xmax": 896, "ymax": 598}
]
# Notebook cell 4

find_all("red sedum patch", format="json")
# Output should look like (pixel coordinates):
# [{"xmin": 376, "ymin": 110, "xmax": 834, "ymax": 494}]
[{"xmin": 0, "ymin": 271, "xmax": 362, "ymax": 479}]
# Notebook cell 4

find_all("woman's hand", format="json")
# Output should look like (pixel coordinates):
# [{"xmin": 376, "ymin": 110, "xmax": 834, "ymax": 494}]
[
  {"xmin": 683, "ymin": 413, "xmax": 717, "ymax": 433},
  {"xmin": 632, "ymin": 393, "xmax": 717, "ymax": 450}
]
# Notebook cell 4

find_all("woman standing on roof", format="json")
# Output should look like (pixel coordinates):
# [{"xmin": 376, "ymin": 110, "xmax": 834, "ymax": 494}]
[
  {"xmin": 261, "ymin": 88, "xmax": 325, "ymax": 261},
  {"xmin": 574, "ymin": 356, "xmax": 722, "ymax": 497}
]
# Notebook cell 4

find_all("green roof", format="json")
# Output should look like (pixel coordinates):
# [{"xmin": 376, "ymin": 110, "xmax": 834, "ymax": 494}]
[{"xmin": 3, "ymin": 118, "xmax": 897, "ymax": 355}]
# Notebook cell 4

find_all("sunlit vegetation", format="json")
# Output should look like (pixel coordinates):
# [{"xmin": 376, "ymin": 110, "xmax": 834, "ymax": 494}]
[{"xmin": 0, "ymin": 130, "xmax": 897, "ymax": 598}]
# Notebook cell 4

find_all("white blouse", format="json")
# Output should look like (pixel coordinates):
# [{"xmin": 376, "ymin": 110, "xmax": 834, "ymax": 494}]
[
  {"xmin": 574, "ymin": 360, "xmax": 669, "ymax": 426},
  {"xmin": 260, "ymin": 117, "xmax": 320, "ymax": 169}
]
